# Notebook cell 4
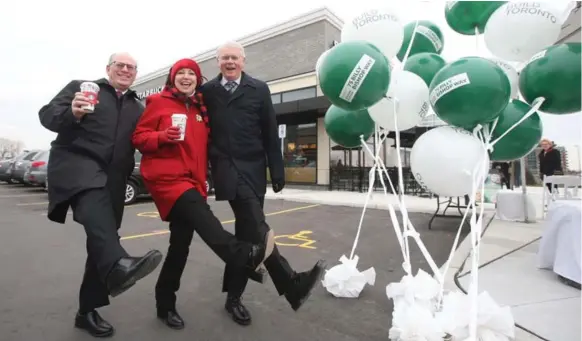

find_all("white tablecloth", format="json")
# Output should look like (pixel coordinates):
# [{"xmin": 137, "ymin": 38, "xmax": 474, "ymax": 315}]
[
  {"xmin": 496, "ymin": 190, "xmax": 537, "ymax": 222},
  {"xmin": 537, "ymin": 200, "xmax": 582, "ymax": 284}
]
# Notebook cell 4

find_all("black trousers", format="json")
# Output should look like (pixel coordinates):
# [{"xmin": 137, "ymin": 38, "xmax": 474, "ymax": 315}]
[
  {"xmin": 155, "ymin": 189, "xmax": 254, "ymax": 311},
  {"xmin": 222, "ymin": 178, "xmax": 295, "ymax": 297},
  {"xmin": 70, "ymin": 183, "xmax": 129, "ymax": 313}
]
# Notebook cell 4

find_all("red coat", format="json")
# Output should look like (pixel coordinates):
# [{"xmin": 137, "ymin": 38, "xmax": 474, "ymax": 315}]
[{"xmin": 132, "ymin": 90, "xmax": 208, "ymax": 221}]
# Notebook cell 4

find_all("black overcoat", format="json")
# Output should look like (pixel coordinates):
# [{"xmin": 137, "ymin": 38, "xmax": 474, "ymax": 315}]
[
  {"xmin": 201, "ymin": 72, "xmax": 284, "ymax": 200},
  {"xmin": 38, "ymin": 78, "xmax": 143, "ymax": 223}
]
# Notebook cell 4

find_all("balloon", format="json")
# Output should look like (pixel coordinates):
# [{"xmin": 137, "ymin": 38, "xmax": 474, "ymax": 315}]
[
  {"xmin": 490, "ymin": 100, "xmax": 543, "ymax": 161},
  {"xmin": 404, "ymin": 53, "xmax": 447, "ymax": 87},
  {"xmin": 490, "ymin": 58, "xmax": 519, "ymax": 99},
  {"xmin": 341, "ymin": 7, "xmax": 404, "ymax": 60},
  {"xmin": 429, "ymin": 56, "xmax": 511, "ymax": 129},
  {"xmin": 319, "ymin": 41, "xmax": 391, "ymax": 111},
  {"xmin": 315, "ymin": 49, "xmax": 331, "ymax": 79},
  {"xmin": 368, "ymin": 70, "xmax": 429, "ymax": 132},
  {"xmin": 519, "ymin": 42, "xmax": 582, "ymax": 114},
  {"xmin": 445, "ymin": 1, "xmax": 507, "ymax": 35},
  {"xmin": 411, "ymin": 126, "xmax": 490, "ymax": 197},
  {"xmin": 396, "ymin": 20, "xmax": 444, "ymax": 61},
  {"xmin": 324, "ymin": 105, "xmax": 375, "ymax": 148},
  {"xmin": 484, "ymin": 2, "xmax": 563, "ymax": 61}
]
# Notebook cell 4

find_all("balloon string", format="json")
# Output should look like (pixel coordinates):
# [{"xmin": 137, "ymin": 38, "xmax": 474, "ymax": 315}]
[
  {"xmin": 348, "ymin": 160, "xmax": 376, "ymax": 261},
  {"xmin": 400, "ymin": 20, "xmax": 420, "ymax": 65},
  {"xmin": 488, "ymin": 97, "xmax": 545, "ymax": 147}
]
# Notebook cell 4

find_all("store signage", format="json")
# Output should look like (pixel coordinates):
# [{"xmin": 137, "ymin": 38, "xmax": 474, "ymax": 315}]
[
  {"xmin": 278, "ymin": 124, "xmax": 287, "ymax": 138},
  {"xmin": 136, "ymin": 85, "xmax": 163, "ymax": 100}
]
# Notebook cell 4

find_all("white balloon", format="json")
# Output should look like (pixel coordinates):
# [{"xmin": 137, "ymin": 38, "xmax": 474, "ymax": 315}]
[
  {"xmin": 484, "ymin": 2, "xmax": 563, "ymax": 62},
  {"xmin": 368, "ymin": 70, "xmax": 430, "ymax": 131},
  {"xmin": 341, "ymin": 7, "xmax": 404, "ymax": 60},
  {"xmin": 490, "ymin": 58, "xmax": 519, "ymax": 99},
  {"xmin": 410, "ymin": 126, "xmax": 490, "ymax": 198}
]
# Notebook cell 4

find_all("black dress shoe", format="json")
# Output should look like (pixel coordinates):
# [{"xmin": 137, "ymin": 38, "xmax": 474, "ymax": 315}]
[
  {"xmin": 74, "ymin": 310, "xmax": 114, "ymax": 338},
  {"xmin": 157, "ymin": 309, "xmax": 185, "ymax": 330},
  {"xmin": 107, "ymin": 250, "xmax": 163, "ymax": 297},
  {"xmin": 285, "ymin": 260, "xmax": 327, "ymax": 311},
  {"xmin": 246, "ymin": 230, "xmax": 275, "ymax": 271},
  {"xmin": 225, "ymin": 296, "xmax": 252, "ymax": 326}
]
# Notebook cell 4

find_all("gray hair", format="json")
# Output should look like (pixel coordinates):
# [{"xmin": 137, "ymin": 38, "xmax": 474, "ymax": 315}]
[
  {"xmin": 108, "ymin": 52, "xmax": 138, "ymax": 66},
  {"xmin": 216, "ymin": 41, "xmax": 246, "ymax": 59}
]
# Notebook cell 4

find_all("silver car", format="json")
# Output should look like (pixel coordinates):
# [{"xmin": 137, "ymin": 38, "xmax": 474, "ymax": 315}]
[
  {"xmin": 8, "ymin": 150, "xmax": 42, "ymax": 184},
  {"xmin": 24, "ymin": 150, "xmax": 49, "ymax": 188}
]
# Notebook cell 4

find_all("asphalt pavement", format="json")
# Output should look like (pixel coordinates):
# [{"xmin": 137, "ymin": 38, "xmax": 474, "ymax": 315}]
[{"xmin": 0, "ymin": 182, "xmax": 468, "ymax": 341}]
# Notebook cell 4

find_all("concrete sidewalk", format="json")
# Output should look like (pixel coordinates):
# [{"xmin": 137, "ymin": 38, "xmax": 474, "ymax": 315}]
[{"xmin": 265, "ymin": 187, "xmax": 576, "ymax": 341}]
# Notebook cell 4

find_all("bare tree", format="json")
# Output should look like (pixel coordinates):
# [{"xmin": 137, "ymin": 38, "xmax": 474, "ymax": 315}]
[{"xmin": 0, "ymin": 137, "xmax": 25, "ymax": 159}]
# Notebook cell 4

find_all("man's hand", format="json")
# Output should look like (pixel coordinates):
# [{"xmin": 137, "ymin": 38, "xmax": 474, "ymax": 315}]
[
  {"xmin": 272, "ymin": 178, "xmax": 285, "ymax": 193},
  {"xmin": 71, "ymin": 92, "xmax": 97, "ymax": 119}
]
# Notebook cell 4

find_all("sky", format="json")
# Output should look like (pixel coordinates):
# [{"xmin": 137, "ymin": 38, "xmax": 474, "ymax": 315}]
[{"xmin": 0, "ymin": 0, "xmax": 580, "ymax": 150}]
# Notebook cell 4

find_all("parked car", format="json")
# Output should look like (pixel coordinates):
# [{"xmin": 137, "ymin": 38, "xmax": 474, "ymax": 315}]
[
  {"xmin": 7, "ymin": 150, "xmax": 42, "ymax": 184},
  {"xmin": 124, "ymin": 151, "xmax": 215, "ymax": 205},
  {"xmin": 24, "ymin": 150, "xmax": 50, "ymax": 188},
  {"xmin": 0, "ymin": 158, "xmax": 15, "ymax": 183}
]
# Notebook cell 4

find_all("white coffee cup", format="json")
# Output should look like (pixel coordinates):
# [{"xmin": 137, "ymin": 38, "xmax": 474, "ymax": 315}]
[
  {"xmin": 80, "ymin": 81, "xmax": 100, "ymax": 112},
  {"xmin": 171, "ymin": 113, "xmax": 187, "ymax": 141}
]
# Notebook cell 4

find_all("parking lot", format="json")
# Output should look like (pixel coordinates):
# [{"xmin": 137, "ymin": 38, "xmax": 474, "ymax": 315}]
[{"xmin": 0, "ymin": 182, "xmax": 468, "ymax": 341}]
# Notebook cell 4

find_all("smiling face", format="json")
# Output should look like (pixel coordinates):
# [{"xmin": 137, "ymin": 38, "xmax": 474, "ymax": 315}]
[
  {"xmin": 541, "ymin": 139, "xmax": 552, "ymax": 151},
  {"xmin": 173, "ymin": 68, "xmax": 197, "ymax": 95},
  {"xmin": 217, "ymin": 43, "xmax": 245, "ymax": 81},
  {"xmin": 106, "ymin": 53, "xmax": 137, "ymax": 91}
]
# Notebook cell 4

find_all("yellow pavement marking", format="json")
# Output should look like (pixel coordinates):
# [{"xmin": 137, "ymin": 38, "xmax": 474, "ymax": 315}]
[
  {"xmin": 121, "ymin": 204, "xmax": 321, "ymax": 241},
  {"xmin": 274, "ymin": 230, "xmax": 317, "ymax": 249}
]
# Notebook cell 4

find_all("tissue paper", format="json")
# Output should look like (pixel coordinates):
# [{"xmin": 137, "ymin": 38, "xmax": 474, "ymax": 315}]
[
  {"xmin": 386, "ymin": 269, "xmax": 441, "ymax": 313},
  {"xmin": 321, "ymin": 255, "xmax": 376, "ymax": 298},
  {"xmin": 389, "ymin": 302, "xmax": 446, "ymax": 341},
  {"xmin": 436, "ymin": 291, "xmax": 515, "ymax": 340}
]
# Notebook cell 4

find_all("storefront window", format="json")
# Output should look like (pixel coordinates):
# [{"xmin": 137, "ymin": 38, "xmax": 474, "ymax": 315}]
[
  {"xmin": 281, "ymin": 87, "xmax": 316, "ymax": 102},
  {"xmin": 282, "ymin": 123, "xmax": 317, "ymax": 183}
]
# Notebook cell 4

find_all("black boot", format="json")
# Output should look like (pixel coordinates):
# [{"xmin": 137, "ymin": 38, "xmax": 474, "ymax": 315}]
[
  {"xmin": 285, "ymin": 260, "xmax": 327, "ymax": 311},
  {"xmin": 157, "ymin": 309, "xmax": 185, "ymax": 330},
  {"xmin": 106, "ymin": 250, "xmax": 163, "ymax": 297},
  {"xmin": 224, "ymin": 296, "xmax": 252, "ymax": 326},
  {"xmin": 74, "ymin": 310, "xmax": 114, "ymax": 338}
]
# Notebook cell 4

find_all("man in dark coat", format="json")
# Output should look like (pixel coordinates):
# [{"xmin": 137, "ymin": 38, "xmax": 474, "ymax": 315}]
[
  {"xmin": 539, "ymin": 138, "xmax": 563, "ymax": 192},
  {"xmin": 38, "ymin": 52, "xmax": 163, "ymax": 338},
  {"xmin": 201, "ymin": 41, "xmax": 325, "ymax": 326}
]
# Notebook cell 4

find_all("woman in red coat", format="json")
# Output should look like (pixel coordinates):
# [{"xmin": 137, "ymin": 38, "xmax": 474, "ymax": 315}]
[{"xmin": 132, "ymin": 58, "xmax": 274, "ymax": 330}]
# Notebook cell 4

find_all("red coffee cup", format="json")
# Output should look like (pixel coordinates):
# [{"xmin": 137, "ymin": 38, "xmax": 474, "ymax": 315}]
[{"xmin": 80, "ymin": 81, "xmax": 100, "ymax": 112}]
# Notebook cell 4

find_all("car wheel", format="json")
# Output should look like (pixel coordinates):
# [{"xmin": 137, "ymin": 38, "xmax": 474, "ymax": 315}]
[{"xmin": 125, "ymin": 182, "xmax": 137, "ymax": 205}]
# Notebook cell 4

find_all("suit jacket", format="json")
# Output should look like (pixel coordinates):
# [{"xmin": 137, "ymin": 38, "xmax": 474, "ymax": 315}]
[
  {"xmin": 38, "ymin": 78, "xmax": 143, "ymax": 223},
  {"xmin": 132, "ymin": 89, "xmax": 209, "ymax": 221},
  {"xmin": 539, "ymin": 148, "xmax": 562, "ymax": 177},
  {"xmin": 200, "ymin": 72, "xmax": 284, "ymax": 200}
]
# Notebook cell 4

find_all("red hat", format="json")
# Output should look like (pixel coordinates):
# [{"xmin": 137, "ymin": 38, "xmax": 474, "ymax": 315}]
[{"xmin": 169, "ymin": 58, "xmax": 203, "ymax": 88}]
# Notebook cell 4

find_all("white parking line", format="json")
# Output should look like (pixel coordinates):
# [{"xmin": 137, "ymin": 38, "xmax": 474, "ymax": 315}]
[{"xmin": 0, "ymin": 193, "xmax": 47, "ymax": 198}]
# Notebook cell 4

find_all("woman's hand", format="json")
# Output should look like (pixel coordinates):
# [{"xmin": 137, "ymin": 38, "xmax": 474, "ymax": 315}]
[{"xmin": 159, "ymin": 126, "xmax": 182, "ymax": 144}]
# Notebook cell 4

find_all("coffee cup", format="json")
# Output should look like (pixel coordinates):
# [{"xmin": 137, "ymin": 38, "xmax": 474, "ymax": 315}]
[
  {"xmin": 80, "ymin": 81, "xmax": 100, "ymax": 112},
  {"xmin": 171, "ymin": 113, "xmax": 187, "ymax": 141}
]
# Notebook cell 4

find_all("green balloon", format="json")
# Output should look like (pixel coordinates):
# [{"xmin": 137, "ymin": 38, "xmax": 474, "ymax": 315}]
[
  {"xmin": 324, "ymin": 105, "xmax": 375, "ymax": 148},
  {"xmin": 445, "ymin": 1, "xmax": 507, "ymax": 35},
  {"xmin": 519, "ymin": 43, "xmax": 581, "ymax": 115},
  {"xmin": 490, "ymin": 100, "xmax": 543, "ymax": 161},
  {"xmin": 429, "ymin": 56, "xmax": 511, "ymax": 129},
  {"xmin": 319, "ymin": 41, "xmax": 391, "ymax": 111},
  {"xmin": 397, "ymin": 20, "xmax": 444, "ymax": 61},
  {"xmin": 404, "ymin": 52, "xmax": 447, "ymax": 87}
]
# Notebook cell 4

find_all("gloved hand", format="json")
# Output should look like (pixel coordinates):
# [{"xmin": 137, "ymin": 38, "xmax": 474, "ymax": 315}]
[
  {"xmin": 272, "ymin": 178, "xmax": 285, "ymax": 193},
  {"xmin": 159, "ymin": 126, "xmax": 181, "ymax": 144}
]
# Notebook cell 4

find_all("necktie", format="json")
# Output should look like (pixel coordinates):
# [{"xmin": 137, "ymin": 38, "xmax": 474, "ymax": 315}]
[
  {"xmin": 224, "ymin": 81, "xmax": 237, "ymax": 94},
  {"xmin": 116, "ymin": 90, "xmax": 123, "ymax": 98}
]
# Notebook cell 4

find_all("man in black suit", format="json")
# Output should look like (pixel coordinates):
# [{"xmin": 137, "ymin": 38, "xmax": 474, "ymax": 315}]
[
  {"xmin": 38, "ymin": 52, "xmax": 163, "ymax": 338},
  {"xmin": 201, "ymin": 41, "xmax": 325, "ymax": 326}
]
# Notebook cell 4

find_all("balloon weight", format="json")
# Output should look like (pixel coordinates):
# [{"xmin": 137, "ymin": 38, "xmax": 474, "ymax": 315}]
[
  {"xmin": 319, "ymin": 40, "xmax": 391, "ymax": 111},
  {"xmin": 519, "ymin": 43, "xmax": 581, "ymax": 114},
  {"xmin": 429, "ymin": 56, "xmax": 511, "ymax": 129},
  {"xmin": 324, "ymin": 105, "xmax": 375, "ymax": 148},
  {"xmin": 490, "ymin": 99, "xmax": 543, "ymax": 161}
]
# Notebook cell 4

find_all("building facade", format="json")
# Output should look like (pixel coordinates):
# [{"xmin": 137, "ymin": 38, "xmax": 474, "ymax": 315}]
[{"xmin": 131, "ymin": 4, "xmax": 581, "ymax": 191}]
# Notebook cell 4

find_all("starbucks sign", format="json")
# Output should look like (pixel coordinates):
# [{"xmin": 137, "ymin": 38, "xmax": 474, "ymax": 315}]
[{"xmin": 136, "ymin": 85, "xmax": 163, "ymax": 100}]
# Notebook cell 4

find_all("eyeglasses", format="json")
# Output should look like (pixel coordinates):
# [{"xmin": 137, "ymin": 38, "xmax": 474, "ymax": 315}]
[{"xmin": 110, "ymin": 61, "xmax": 137, "ymax": 72}]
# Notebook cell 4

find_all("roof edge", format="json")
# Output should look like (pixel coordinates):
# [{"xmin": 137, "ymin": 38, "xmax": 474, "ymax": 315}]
[{"xmin": 133, "ymin": 7, "xmax": 344, "ymax": 87}]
